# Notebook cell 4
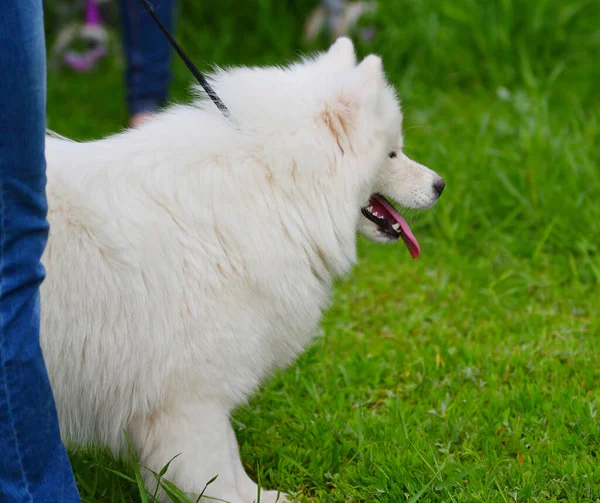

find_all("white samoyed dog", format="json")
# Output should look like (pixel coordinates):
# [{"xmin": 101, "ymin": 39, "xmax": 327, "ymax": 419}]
[{"xmin": 41, "ymin": 38, "xmax": 444, "ymax": 502}]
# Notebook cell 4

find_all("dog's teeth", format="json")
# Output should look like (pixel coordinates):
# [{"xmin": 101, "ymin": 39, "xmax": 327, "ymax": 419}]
[
  {"xmin": 367, "ymin": 206, "xmax": 373, "ymax": 212},
  {"xmin": 373, "ymin": 212, "xmax": 379, "ymax": 217},
  {"xmin": 392, "ymin": 223, "xmax": 400, "ymax": 231}
]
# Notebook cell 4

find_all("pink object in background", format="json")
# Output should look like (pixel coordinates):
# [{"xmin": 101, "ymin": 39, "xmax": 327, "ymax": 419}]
[{"xmin": 59, "ymin": 0, "xmax": 109, "ymax": 72}]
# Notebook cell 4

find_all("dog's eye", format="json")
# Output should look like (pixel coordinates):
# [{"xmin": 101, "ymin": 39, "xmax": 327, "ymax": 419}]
[{"xmin": 388, "ymin": 151, "xmax": 397, "ymax": 159}]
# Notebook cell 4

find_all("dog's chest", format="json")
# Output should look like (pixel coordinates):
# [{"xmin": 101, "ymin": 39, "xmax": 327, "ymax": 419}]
[{"xmin": 189, "ymin": 260, "xmax": 331, "ymax": 399}]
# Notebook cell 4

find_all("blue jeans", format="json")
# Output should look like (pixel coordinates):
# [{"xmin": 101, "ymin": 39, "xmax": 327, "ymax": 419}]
[
  {"xmin": 0, "ymin": 1, "xmax": 80, "ymax": 502},
  {"xmin": 121, "ymin": 0, "xmax": 176, "ymax": 116}
]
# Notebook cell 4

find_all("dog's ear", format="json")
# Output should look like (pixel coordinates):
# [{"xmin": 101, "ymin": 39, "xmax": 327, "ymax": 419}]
[
  {"xmin": 320, "ymin": 55, "xmax": 386, "ymax": 153},
  {"xmin": 354, "ymin": 55, "xmax": 384, "ymax": 102},
  {"xmin": 323, "ymin": 37, "xmax": 356, "ymax": 70}
]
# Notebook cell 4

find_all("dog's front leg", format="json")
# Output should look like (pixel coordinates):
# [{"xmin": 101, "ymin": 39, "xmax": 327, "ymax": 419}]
[
  {"xmin": 129, "ymin": 399, "xmax": 287, "ymax": 503},
  {"xmin": 129, "ymin": 399, "xmax": 246, "ymax": 502}
]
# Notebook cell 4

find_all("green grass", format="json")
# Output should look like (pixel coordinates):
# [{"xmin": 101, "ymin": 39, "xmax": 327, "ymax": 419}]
[{"xmin": 44, "ymin": 0, "xmax": 600, "ymax": 501}]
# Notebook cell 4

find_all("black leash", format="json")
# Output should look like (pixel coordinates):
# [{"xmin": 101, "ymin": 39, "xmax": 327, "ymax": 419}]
[{"xmin": 138, "ymin": 0, "xmax": 233, "ymax": 121}]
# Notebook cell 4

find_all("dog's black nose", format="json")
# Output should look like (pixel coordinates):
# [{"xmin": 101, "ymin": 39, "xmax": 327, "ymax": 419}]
[{"xmin": 433, "ymin": 178, "xmax": 445, "ymax": 197}]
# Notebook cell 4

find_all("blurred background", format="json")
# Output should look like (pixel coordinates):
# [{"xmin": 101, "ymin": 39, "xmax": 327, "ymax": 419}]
[{"xmin": 43, "ymin": 0, "xmax": 600, "ymax": 501}]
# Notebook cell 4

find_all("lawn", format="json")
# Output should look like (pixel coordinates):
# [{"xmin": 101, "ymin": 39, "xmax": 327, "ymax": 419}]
[{"xmin": 44, "ymin": 0, "xmax": 600, "ymax": 501}]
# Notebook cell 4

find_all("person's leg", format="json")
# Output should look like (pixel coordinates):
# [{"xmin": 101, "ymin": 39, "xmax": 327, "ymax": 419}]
[
  {"xmin": 0, "ymin": 1, "xmax": 80, "ymax": 502},
  {"xmin": 120, "ymin": 0, "xmax": 175, "ymax": 124},
  {"xmin": 306, "ymin": 0, "xmax": 374, "ymax": 42},
  {"xmin": 321, "ymin": 0, "xmax": 345, "ymax": 32}
]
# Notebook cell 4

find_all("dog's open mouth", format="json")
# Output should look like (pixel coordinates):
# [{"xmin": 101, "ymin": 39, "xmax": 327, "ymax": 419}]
[{"xmin": 361, "ymin": 194, "xmax": 421, "ymax": 259}]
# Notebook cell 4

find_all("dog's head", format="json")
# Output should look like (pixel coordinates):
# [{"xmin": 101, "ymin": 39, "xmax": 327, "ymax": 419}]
[
  {"xmin": 315, "ymin": 39, "xmax": 445, "ymax": 258},
  {"xmin": 204, "ymin": 38, "xmax": 444, "ymax": 259}
]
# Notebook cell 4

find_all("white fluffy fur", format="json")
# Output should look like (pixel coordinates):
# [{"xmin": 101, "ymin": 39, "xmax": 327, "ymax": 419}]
[{"xmin": 40, "ymin": 39, "xmax": 442, "ymax": 502}]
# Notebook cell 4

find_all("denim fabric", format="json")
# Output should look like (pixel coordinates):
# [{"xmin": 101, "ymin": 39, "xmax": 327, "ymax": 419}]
[
  {"xmin": 322, "ymin": 0, "xmax": 345, "ymax": 32},
  {"xmin": 0, "ymin": 1, "xmax": 80, "ymax": 501},
  {"xmin": 120, "ymin": 0, "xmax": 176, "ymax": 116},
  {"xmin": 322, "ymin": 0, "xmax": 345, "ymax": 16}
]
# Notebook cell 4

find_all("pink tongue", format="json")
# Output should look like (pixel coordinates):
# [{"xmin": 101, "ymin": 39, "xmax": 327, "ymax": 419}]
[{"xmin": 372, "ymin": 194, "xmax": 420, "ymax": 259}]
